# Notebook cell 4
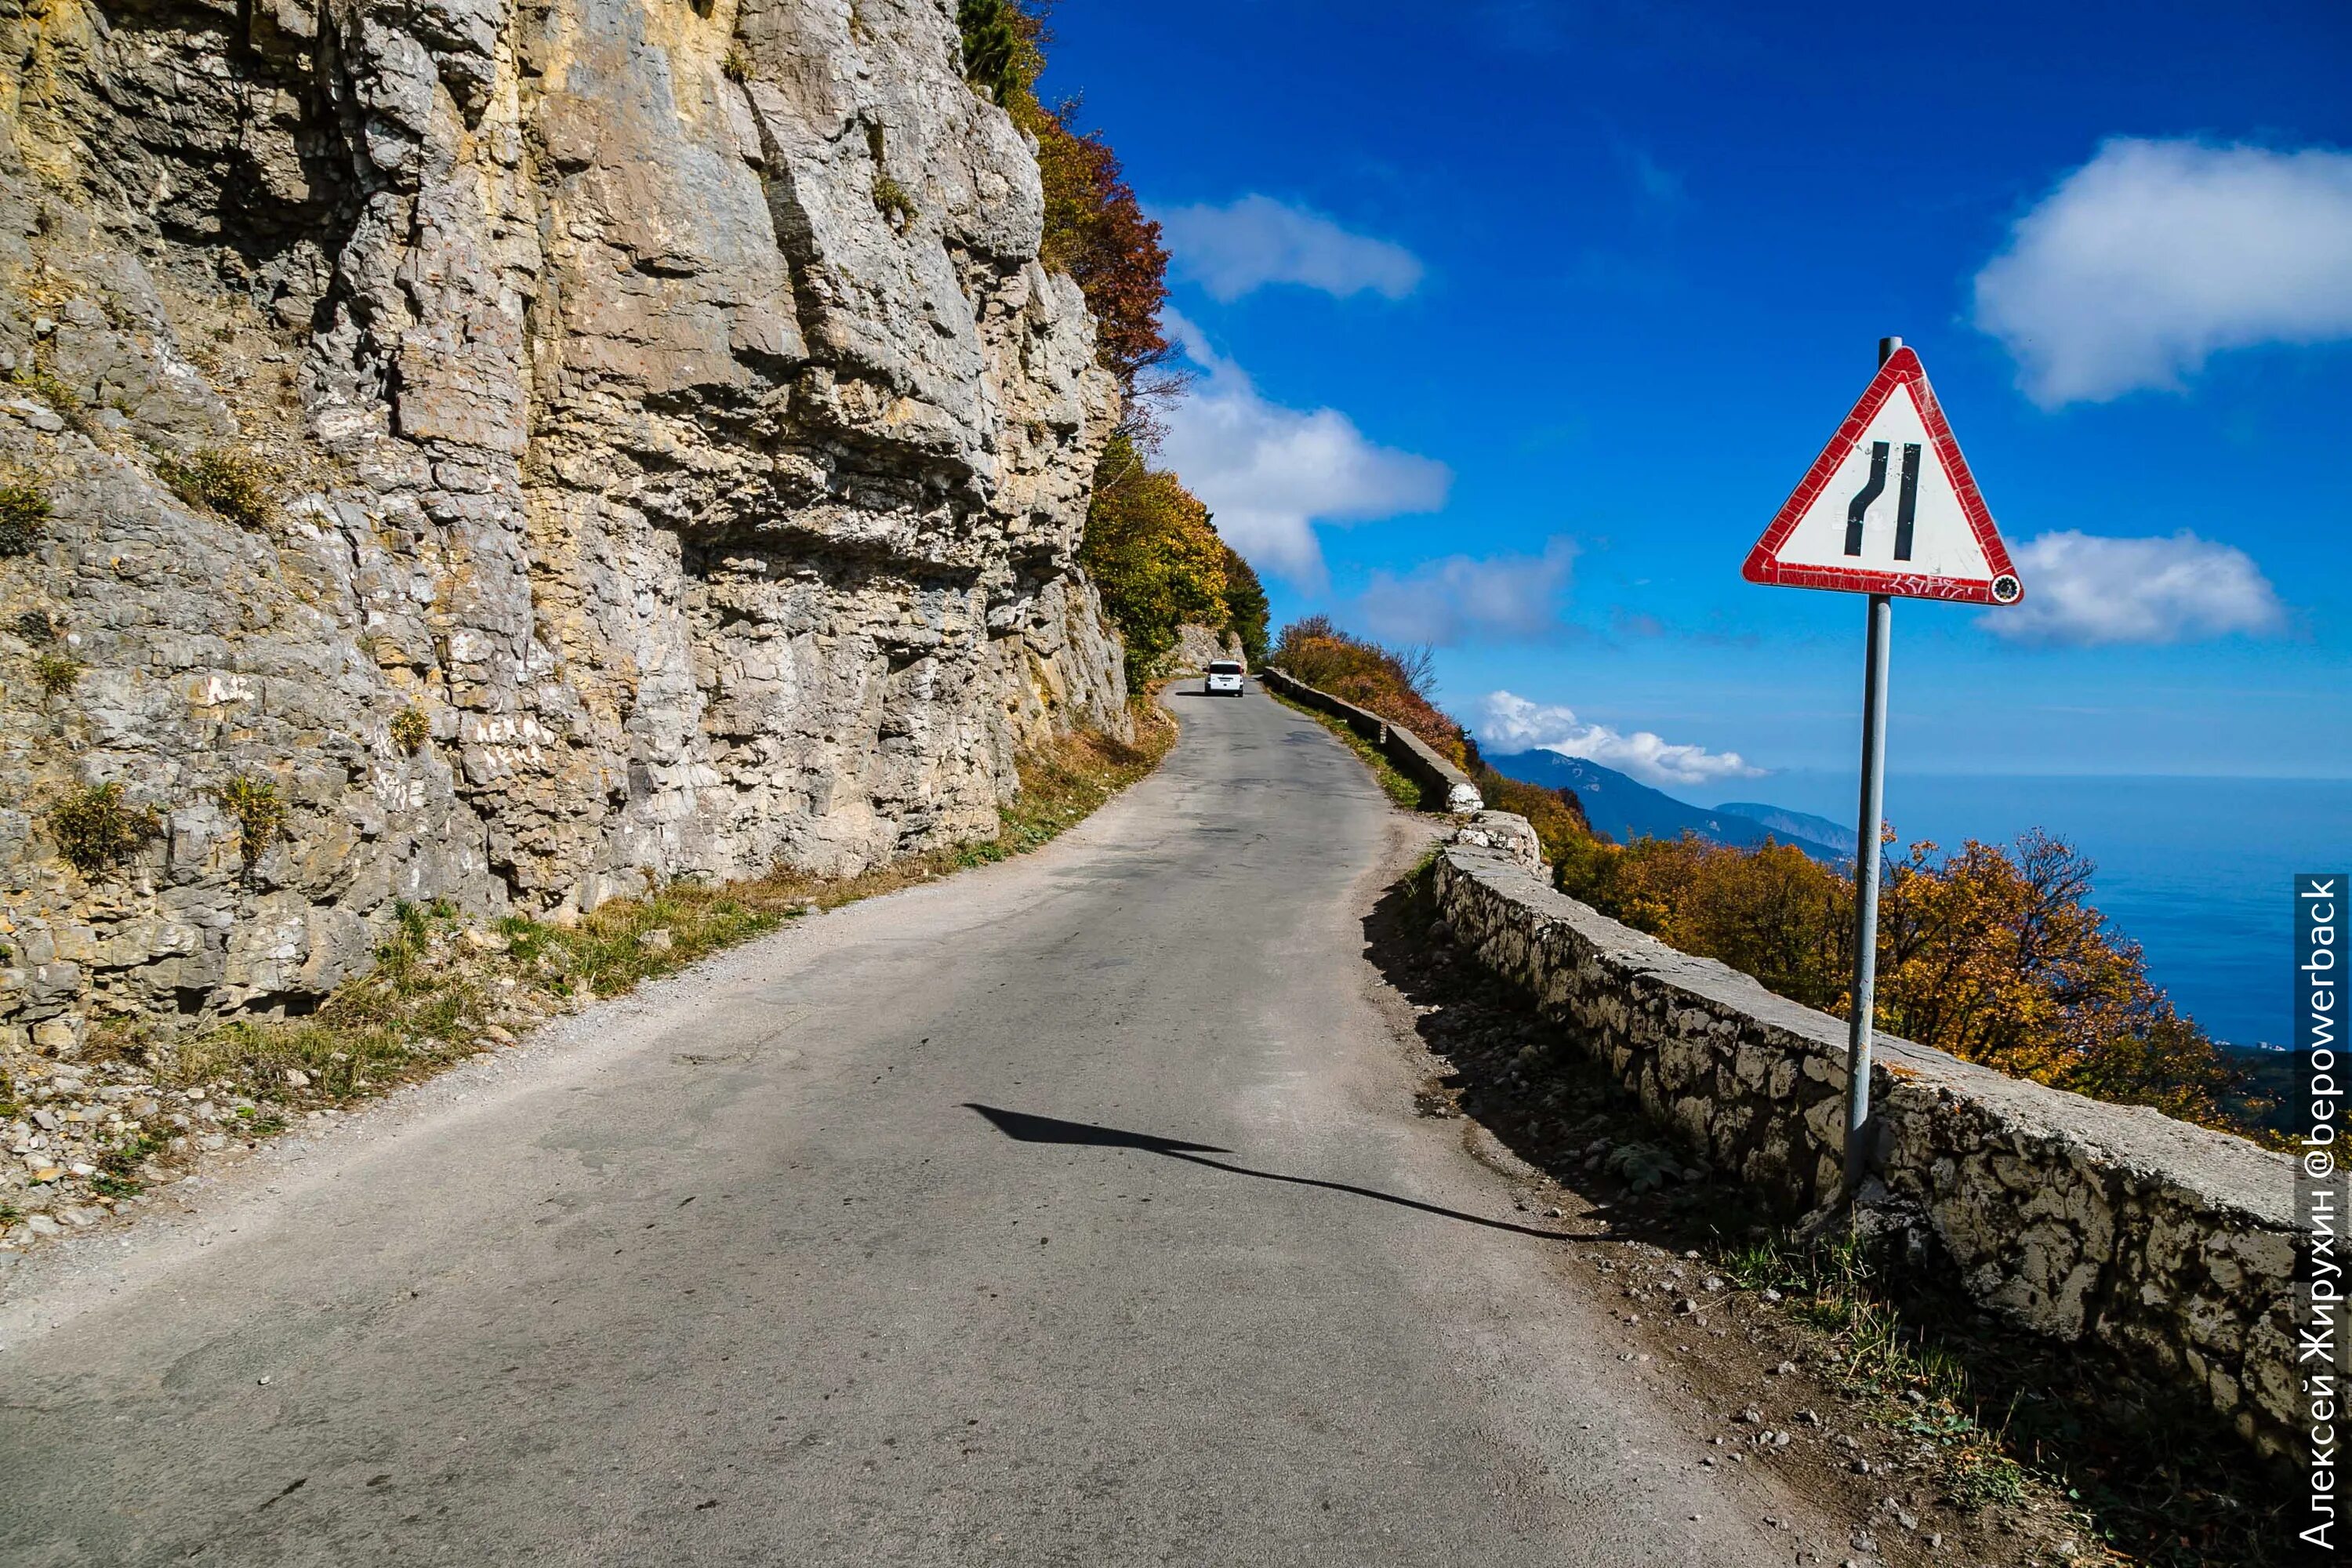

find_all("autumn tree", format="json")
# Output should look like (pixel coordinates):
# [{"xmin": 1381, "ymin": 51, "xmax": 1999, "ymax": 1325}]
[
  {"xmin": 1218, "ymin": 546, "xmax": 1270, "ymax": 666},
  {"xmin": 957, "ymin": 1, "xmax": 1174, "ymax": 411},
  {"xmin": 1082, "ymin": 433, "xmax": 1229, "ymax": 688},
  {"xmin": 1557, "ymin": 823, "xmax": 2246, "ymax": 1132},
  {"xmin": 1873, "ymin": 833, "xmax": 2237, "ymax": 1124},
  {"xmin": 1270, "ymin": 618, "xmax": 1466, "ymax": 764}
]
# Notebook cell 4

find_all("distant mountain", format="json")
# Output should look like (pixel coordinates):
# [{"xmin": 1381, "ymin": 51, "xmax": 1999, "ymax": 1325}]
[
  {"xmin": 1483, "ymin": 750, "xmax": 1849, "ymax": 865},
  {"xmin": 1715, "ymin": 802, "xmax": 1858, "ymax": 857}
]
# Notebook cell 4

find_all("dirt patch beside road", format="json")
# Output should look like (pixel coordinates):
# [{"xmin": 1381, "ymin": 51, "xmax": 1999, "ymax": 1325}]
[{"xmin": 1362, "ymin": 863, "xmax": 2287, "ymax": 1568}]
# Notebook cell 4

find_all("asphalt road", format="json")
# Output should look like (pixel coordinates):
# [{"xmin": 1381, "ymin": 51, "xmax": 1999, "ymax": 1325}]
[{"xmin": 0, "ymin": 688, "xmax": 1838, "ymax": 1565}]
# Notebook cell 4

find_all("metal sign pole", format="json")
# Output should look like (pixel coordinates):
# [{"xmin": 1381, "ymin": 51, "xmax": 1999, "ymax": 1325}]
[{"xmin": 1842, "ymin": 335, "xmax": 1901, "ymax": 1196}]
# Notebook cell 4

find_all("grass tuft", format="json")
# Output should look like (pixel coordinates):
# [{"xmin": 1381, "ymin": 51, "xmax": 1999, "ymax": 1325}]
[
  {"xmin": 156, "ymin": 448, "xmax": 278, "ymax": 529},
  {"xmin": 48, "ymin": 781, "xmax": 160, "ymax": 876},
  {"xmin": 9, "ymin": 361, "xmax": 81, "ymax": 414},
  {"xmin": 31, "ymin": 649, "xmax": 81, "ymax": 696},
  {"xmin": 873, "ymin": 172, "xmax": 919, "ymax": 229},
  {"xmin": 214, "ymin": 774, "xmax": 289, "ymax": 873},
  {"xmin": 390, "ymin": 704, "xmax": 430, "ymax": 756},
  {"xmin": 0, "ymin": 469, "xmax": 52, "ymax": 556}
]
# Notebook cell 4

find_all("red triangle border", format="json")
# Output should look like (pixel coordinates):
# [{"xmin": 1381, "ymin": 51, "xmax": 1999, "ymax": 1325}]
[{"xmin": 1743, "ymin": 347, "xmax": 2022, "ymax": 605}]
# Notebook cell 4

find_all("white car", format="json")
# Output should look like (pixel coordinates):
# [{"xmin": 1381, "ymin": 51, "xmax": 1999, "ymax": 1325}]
[{"xmin": 1203, "ymin": 659, "xmax": 1246, "ymax": 696}]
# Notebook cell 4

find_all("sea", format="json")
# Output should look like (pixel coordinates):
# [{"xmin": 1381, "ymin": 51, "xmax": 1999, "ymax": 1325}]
[{"xmin": 1743, "ymin": 772, "xmax": 2352, "ymax": 1050}]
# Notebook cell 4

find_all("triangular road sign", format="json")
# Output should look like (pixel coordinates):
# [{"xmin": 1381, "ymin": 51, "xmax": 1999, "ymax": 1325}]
[{"xmin": 1744, "ymin": 347, "xmax": 2023, "ymax": 605}]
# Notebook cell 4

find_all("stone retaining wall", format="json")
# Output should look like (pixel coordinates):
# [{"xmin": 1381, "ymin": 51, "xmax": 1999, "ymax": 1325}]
[
  {"xmin": 1261, "ymin": 669, "xmax": 1482, "ymax": 813},
  {"xmin": 1432, "ymin": 829, "xmax": 2299, "ymax": 1464}
]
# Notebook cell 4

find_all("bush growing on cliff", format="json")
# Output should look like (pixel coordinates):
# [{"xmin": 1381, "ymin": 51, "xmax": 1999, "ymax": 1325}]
[
  {"xmin": 1081, "ymin": 432, "xmax": 1229, "ymax": 687},
  {"xmin": 390, "ymin": 704, "xmax": 431, "ymax": 756},
  {"xmin": 31, "ymin": 649, "xmax": 81, "ymax": 697},
  {"xmin": 48, "ymin": 782, "xmax": 159, "ymax": 877},
  {"xmin": 1218, "ymin": 545, "xmax": 1269, "ymax": 666},
  {"xmin": 9, "ymin": 358, "xmax": 82, "ymax": 416},
  {"xmin": 0, "ymin": 467, "xmax": 52, "ymax": 556},
  {"xmin": 158, "ymin": 448, "xmax": 278, "ymax": 529},
  {"xmin": 962, "ymin": 2, "xmax": 1174, "ymax": 408},
  {"xmin": 956, "ymin": 0, "xmax": 1032, "ymax": 105},
  {"xmin": 215, "ymin": 775, "xmax": 289, "ymax": 874}
]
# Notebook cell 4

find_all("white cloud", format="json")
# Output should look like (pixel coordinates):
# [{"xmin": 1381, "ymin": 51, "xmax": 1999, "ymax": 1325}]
[
  {"xmin": 1477, "ymin": 691, "xmax": 1762, "ymax": 789},
  {"xmin": 1973, "ymin": 138, "xmax": 2352, "ymax": 406},
  {"xmin": 1154, "ymin": 194, "xmax": 1425, "ymax": 303},
  {"xmin": 1158, "ymin": 312, "xmax": 1451, "ymax": 586},
  {"xmin": 1987, "ymin": 530, "xmax": 2286, "ymax": 646},
  {"xmin": 1353, "ymin": 539, "xmax": 1577, "ymax": 646}
]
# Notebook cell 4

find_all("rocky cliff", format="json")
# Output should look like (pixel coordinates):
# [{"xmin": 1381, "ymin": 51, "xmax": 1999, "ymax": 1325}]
[{"xmin": 0, "ymin": 0, "xmax": 1130, "ymax": 1050}]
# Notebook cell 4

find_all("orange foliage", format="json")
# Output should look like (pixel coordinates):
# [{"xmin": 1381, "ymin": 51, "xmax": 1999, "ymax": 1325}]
[
  {"xmin": 1559, "ymin": 826, "xmax": 2243, "ymax": 1131},
  {"xmin": 1016, "ymin": 98, "xmax": 1175, "ymax": 397},
  {"xmin": 1272, "ymin": 619, "xmax": 1591, "ymax": 864},
  {"xmin": 1272, "ymin": 618, "xmax": 1467, "ymax": 764},
  {"xmin": 1266, "ymin": 611, "xmax": 2248, "ymax": 1134}
]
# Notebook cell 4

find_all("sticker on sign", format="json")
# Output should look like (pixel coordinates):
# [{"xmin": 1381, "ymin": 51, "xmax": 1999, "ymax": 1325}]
[{"xmin": 1744, "ymin": 347, "xmax": 2023, "ymax": 605}]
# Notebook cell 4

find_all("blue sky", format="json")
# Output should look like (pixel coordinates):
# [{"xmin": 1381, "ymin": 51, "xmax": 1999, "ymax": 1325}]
[{"xmin": 1040, "ymin": 0, "xmax": 2352, "ymax": 797}]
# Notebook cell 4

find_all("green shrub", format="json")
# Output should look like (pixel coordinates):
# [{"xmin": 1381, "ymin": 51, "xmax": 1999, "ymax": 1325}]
[
  {"xmin": 956, "ymin": 0, "xmax": 1032, "ymax": 104},
  {"xmin": 0, "ymin": 472, "xmax": 51, "ymax": 556},
  {"xmin": 1218, "ymin": 545, "xmax": 1269, "ymax": 666},
  {"xmin": 214, "ymin": 774, "xmax": 289, "ymax": 873},
  {"xmin": 48, "ymin": 781, "xmax": 159, "ymax": 876},
  {"xmin": 862, "ymin": 122, "xmax": 920, "ymax": 230},
  {"xmin": 9, "ymin": 361, "xmax": 80, "ymax": 413},
  {"xmin": 31, "ymin": 650, "xmax": 80, "ymax": 696},
  {"xmin": 156, "ymin": 448, "xmax": 278, "ymax": 529},
  {"xmin": 1082, "ymin": 432, "xmax": 1229, "ymax": 687},
  {"xmin": 390, "ymin": 705, "xmax": 430, "ymax": 756},
  {"xmin": 720, "ymin": 42, "xmax": 752, "ymax": 82},
  {"xmin": 873, "ymin": 172, "xmax": 919, "ymax": 228},
  {"xmin": 1272, "ymin": 616, "xmax": 1465, "ymax": 764}
]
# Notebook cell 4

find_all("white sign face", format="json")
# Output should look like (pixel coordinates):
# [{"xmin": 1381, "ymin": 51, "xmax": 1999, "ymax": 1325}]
[{"xmin": 1744, "ymin": 347, "xmax": 2022, "ymax": 605}]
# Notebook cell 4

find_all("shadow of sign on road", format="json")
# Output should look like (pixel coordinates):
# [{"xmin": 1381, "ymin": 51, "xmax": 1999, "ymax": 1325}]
[{"xmin": 963, "ymin": 1102, "xmax": 1568, "ymax": 1241}]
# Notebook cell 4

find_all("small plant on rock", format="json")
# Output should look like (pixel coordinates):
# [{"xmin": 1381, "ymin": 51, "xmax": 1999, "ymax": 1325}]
[
  {"xmin": 48, "ymin": 781, "xmax": 159, "ymax": 876},
  {"xmin": 720, "ymin": 42, "xmax": 753, "ymax": 82},
  {"xmin": 156, "ymin": 448, "xmax": 278, "ymax": 529},
  {"xmin": 390, "ymin": 703, "xmax": 430, "ymax": 756},
  {"xmin": 31, "ymin": 649, "xmax": 81, "ymax": 696},
  {"xmin": 215, "ymin": 774, "xmax": 289, "ymax": 874},
  {"xmin": 867, "ymin": 122, "xmax": 917, "ymax": 230},
  {"xmin": 9, "ymin": 361, "xmax": 81, "ymax": 414},
  {"xmin": 0, "ymin": 468, "xmax": 52, "ymax": 556},
  {"xmin": 873, "ymin": 172, "xmax": 918, "ymax": 229}
]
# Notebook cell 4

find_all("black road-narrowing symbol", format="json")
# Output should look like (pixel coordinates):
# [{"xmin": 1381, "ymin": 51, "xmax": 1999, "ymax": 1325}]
[{"xmin": 1843, "ymin": 441, "xmax": 1922, "ymax": 561}]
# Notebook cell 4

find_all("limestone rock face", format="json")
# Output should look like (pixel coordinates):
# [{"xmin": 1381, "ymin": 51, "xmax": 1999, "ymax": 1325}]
[
  {"xmin": 1165, "ymin": 622, "xmax": 1240, "ymax": 676},
  {"xmin": 0, "ymin": 0, "xmax": 1127, "ymax": 1041}
]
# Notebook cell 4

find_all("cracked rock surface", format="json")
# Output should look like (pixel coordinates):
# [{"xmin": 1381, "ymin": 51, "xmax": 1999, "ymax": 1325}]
[{"xmin": 0, "ymin": 0, "xmax": 1127, "ymax": 1059}]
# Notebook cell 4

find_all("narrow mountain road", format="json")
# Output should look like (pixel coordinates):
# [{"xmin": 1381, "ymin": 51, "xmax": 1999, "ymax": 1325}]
[{"xmin": 0, "ymin": 690, "xmax": 1845, "ymax": 1566}]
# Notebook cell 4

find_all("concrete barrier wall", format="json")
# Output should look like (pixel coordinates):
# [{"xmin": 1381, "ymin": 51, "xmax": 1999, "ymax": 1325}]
[
  {"xmin": 1432, "ymin": 830, "xmax": 2299, "ymax": 1464},
  {"xmin": 1261, "ymin": 669, "xmax": 1483, "ymax": 814}
]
